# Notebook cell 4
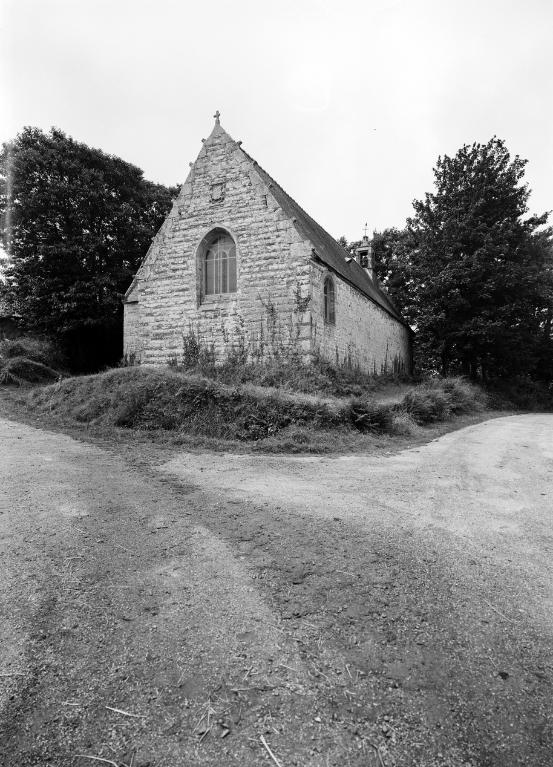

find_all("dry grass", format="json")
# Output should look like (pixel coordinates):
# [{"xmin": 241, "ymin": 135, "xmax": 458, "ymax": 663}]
[
  {"xmin": 401, "ymin": 377, "xmax": 487, "ymax": 423},
  {"xmin": 2, "ymin": 335, "xmax": 490, "ymax": 451},
  {"xmin": 0, "ymin": 336, "xmax": 65, "ymax": 367},
  {"xmin": 0, "ymin": 336, "xmax": 64, "ymax": 386},
  {"xmin": 389, "ymin": 411, "xmax": 421, "ymax": 436},
  {"xmin": 27, "ymin": 367, "xmax": 344, "ymax": 442},
  {"xmin": 0, "ymin": 356, "xmax": 61, "ymax": 386},
  {"xmin": 24, "ymin": 366, "xmax": 487, "ymax": 450},
  {"xmin": 170, "ymin": 353, "xmax": 410, "ymax": 398}
]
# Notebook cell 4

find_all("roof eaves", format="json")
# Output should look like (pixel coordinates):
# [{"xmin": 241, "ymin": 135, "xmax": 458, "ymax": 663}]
[{"xmin": 310, "ymin": 249, "xmax": 412, "ymax": 330}]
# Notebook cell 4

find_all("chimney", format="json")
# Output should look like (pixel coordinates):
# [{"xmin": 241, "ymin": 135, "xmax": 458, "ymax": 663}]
[{"xmin": 355, "ymin": 232, "xmax": 375, "ymax": 281}]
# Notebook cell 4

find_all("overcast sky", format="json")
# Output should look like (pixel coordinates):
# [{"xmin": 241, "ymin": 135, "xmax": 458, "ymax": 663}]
[{"xmin": 2, "ymin": 0, "xmax": 552, "ymax": 240}]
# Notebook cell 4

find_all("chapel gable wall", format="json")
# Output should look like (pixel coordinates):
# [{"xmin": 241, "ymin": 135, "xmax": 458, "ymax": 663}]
[{"xmin": 124, "ymin": 128, "xmax": 313, "ymax": 364}]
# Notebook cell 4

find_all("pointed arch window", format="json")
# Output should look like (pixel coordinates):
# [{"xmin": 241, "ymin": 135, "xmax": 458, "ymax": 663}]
[
  {"xmin": 203, "ymin": 231, "xmax": 237, "ymax": 296},
  {"xmin": 324, "ymin": 276, "xmax": 335, "ymax": 324}
]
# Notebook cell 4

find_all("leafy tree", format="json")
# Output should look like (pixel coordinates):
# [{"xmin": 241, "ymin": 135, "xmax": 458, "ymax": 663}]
[
  {"xmin": 371, "ymin": 228, "xmax": 417, "ymax": 320},
  {"xmin": 0, "ymin": 127, "xmax": 177, "ymax": 369},
  {"xmin": 408, "ymin": 137, "xmax": 553, "ymax": 379},
  {"xmin": 338, "ymin": 228, "xmax": 416, "ymax": 321}
]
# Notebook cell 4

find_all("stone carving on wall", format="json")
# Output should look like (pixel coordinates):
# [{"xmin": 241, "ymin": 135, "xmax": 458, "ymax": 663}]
[{"xmin": 210, "ymin": 181, "xmax": 225, "ymax": 202}]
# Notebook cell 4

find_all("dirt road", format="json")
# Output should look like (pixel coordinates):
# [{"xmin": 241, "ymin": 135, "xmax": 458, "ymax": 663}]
[{"xmin": 0, "ymin": 414, "xmax": 552, "ymax": 766}]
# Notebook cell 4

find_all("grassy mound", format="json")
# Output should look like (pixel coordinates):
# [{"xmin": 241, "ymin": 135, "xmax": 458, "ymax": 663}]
[
  {"xmin": 26, "ymin": 367, "xmax": 487, "ymax": 444},
  {"xmin": 27, "ymin": 367, "xmax": 344, "ymax": 441}
]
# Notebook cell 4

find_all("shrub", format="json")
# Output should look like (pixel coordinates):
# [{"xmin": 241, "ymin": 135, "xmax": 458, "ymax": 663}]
[
  {"xmin": 433, "ymin": 377, "xmax": 487, "ymax": 413},
  {"xmin": 486, "ymin": 376, "xmax": 553, "ymax": 411},
  {"xmin": 389, "ymin": 410, "xmax": 420, "ymax": 436},
  {"xmin": 0, "ymin": 356, "xmax": 60, "ymax": 386},
  {"xmin": 401, "ymin": 377, "xmax": 485, "ymax": 424},
  {"xmin": 402, "ymin": 386, "xmax": 453, "ymax": 423},
  {"xmin": 181, "ymin": 330, "xmax": 216, "ymax": 373},
  {"xmin": 0, "ymin": 336, "xmax": 65, "ymax": 369},
  {"xmin": 349, "ymin": 397, "xmax": 394, "ymax": 432},
  {"xmin": 0, "ymin": 367, "xmax": 23, "ymax": 386}
]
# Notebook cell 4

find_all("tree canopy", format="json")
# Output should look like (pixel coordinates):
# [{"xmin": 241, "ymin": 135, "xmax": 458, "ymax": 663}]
[
  {"xmin": 0, "ymin": 127, "xmax": 177, "ymax": 369},
  {"xmin": 344, "ymin": 139, "xmax": 553, "ymax": 382},
  {"xmin": 339, "ymin": 228, "xmax": 418, "ymax": 327},
  {"xmin": 408, "ymin": 137, "xmax": 552, "ymax": 379}
]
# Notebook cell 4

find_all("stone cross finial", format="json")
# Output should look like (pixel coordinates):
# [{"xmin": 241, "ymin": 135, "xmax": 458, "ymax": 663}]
[{"xmin": 214, "ymin": 110, "xmax": 221, "ymax": 124}]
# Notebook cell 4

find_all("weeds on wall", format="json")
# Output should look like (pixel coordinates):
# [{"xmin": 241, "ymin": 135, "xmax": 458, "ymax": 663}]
[
  {"xmin": 170, "ymin": 284, "xmax": 312, "ymax": 376},
  {"xmin": 166, "ymin": 291, "xmax": 413, "ymax": 399},
  {"xmin": 121, "ymin": 351, "xmax": 137, "ymax": 367},
  {"xmin": 256, "ymin": 287, "xmax": 310, "ymax": 362},
  {"xmin": 180, "ymin": 326, "xmax": 216, "ymax": 370},
  {"xmin": 168, "ymin": 344, "xmax": 410, "ymax": 399},
  {"xmin": 312, "ymin": 324, "xmax": 406, "ymax": 377}
]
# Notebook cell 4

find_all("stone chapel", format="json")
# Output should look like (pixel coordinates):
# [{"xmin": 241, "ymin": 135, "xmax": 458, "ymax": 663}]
[{"xmin": 123, "ymin": 114, "xmax": 412, "ymax": 373}]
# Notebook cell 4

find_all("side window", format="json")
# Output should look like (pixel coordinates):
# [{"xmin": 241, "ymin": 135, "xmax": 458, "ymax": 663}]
[{"xmin": 324, "ymin": 276, "xmax": 335, "ymax": 324}]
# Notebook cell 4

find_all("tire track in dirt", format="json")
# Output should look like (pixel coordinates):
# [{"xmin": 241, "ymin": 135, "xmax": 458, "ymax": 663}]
[
  {"xmin": 1, "ymin": 415, "xmax": 552, "ymax": 766},
  {"xmin": 158, "ymin": 414, "xmax": 553, "ymax": 766},
  {"xmin": 0, "ymin": 419, "xmax": 330, "ymax": 766}
]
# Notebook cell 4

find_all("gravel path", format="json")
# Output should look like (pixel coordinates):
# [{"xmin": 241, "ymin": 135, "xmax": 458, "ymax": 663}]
[{"xmin": 0, "ymin": 414, "xmax": 552, "ymax": 766}]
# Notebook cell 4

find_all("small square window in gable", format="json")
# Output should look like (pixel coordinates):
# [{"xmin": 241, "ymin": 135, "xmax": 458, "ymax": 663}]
[{"xmin": 210, "ymin": 181, "xmax": 226, "ymax": 203}]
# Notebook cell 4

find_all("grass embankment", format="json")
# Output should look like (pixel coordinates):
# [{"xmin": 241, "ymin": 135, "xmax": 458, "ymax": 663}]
[
  {"xmin": 0, "ymin": 337, "xmax": 489, "ymax": 451},
  {"xmin": 25, "ymin": 365, "xmax": 487, "ymax": 451}
]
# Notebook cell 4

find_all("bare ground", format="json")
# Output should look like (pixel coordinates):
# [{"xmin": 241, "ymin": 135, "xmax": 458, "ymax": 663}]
[{"xmin": 0, "ymin": 413, "xmax": 552, "ymax": 766}]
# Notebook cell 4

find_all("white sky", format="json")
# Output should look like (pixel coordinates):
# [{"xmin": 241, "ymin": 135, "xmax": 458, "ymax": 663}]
[{"xmin": 1, "ymin": 0, "xmax": 552, "ymax": 240}]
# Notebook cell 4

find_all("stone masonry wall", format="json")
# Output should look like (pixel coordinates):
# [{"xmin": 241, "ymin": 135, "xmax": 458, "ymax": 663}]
[
  {"xmin": 124, "ymin": 123, "xmax": 313, "ymax": 365},
  {"xmin": 123, "ymin": 120, "xmax": 412, "ymax": 372},
  {"xmin": 310, "ymin": 262, "xmax": 411, "ymax": 374},
  {"xmin": 122, "ymin": 301, "xmax": 141, "ymax": 362}
]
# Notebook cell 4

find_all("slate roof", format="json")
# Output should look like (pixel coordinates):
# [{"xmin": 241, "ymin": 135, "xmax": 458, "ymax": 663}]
[{"xmin": 242, "ymin": 149, "xmax": 407, "ymax": 326}]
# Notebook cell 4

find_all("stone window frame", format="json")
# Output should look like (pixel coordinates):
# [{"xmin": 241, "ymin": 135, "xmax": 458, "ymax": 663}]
[
  {"xmin": 195, "ymin": 225, "xmax": 239, "ymax": 307},
  {"xmin": 323, "ymin": 275, "xmax": 336, "ymax": 325}
]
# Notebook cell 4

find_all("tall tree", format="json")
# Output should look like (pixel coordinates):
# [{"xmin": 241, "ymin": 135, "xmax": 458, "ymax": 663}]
[
  {"xmin": 408, "ymin": 137, "xmax": 553, "ymax": 379},
  {"xmin": 338, "ymin": 228, "xmax": 416, "ymax": 322},
  {"xmin": 371, "ymin": 228, "xmax": 417, "ymax": 321},
  {"xmin": 0, "ymin": 127, "xmax": 177, "ymax": 369}
]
